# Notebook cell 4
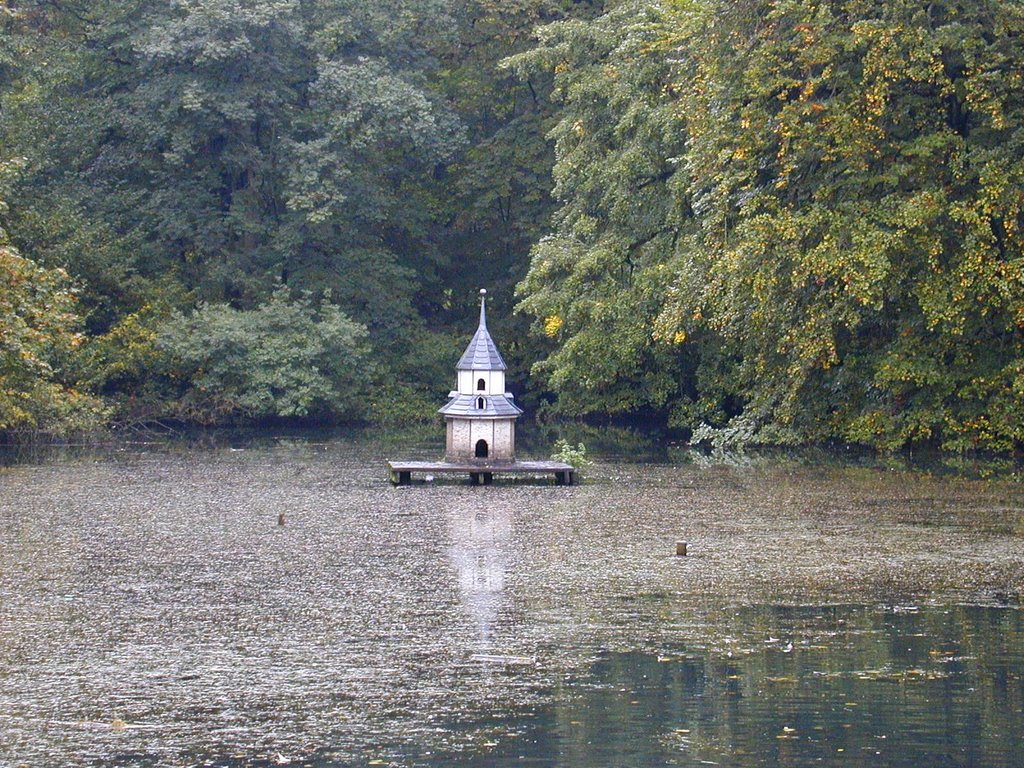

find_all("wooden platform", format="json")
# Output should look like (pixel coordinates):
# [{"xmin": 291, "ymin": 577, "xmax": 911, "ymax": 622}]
[{"xmin": 387, "ymin": 459, "xmax": 576, "ymax": 486}]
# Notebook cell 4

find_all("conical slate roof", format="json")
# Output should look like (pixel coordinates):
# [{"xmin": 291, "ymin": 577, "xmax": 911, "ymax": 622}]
[
  {"xmin": 438, "ymin": 394, "xmax": 523, "ymax": 417},
  {"xmin": 456, "ymin": 293, "xmax": 507, "ymax": 371}
]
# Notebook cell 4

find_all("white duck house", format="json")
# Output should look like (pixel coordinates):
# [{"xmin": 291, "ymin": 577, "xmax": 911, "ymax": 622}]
[{"xmin": 439, "ymin": 290, "xmax": 523, "ymax": 462}]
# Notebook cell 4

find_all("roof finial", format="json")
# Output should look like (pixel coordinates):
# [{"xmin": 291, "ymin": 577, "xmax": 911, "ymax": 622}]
[{"xmin": 479, "ymin": 288, "xmax": 487, "ymax": 328}]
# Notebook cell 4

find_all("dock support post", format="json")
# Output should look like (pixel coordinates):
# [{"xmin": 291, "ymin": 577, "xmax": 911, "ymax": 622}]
[
  {"xmin": 470, "ymin": 472, "xmax": 481, "ymax": 485},
  {"xmin": 483, "ymin": 473, "xmax": 493, "ymax": 485}
]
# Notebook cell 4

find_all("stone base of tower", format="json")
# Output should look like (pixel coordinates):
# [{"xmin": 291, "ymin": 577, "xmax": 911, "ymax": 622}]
[{"xmin": 445, "ymin": 417, "xmax": 516, "ymax": 462}]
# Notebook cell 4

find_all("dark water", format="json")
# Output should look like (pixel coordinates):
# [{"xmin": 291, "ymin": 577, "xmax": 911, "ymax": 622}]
[{"xmin": 0, "ymin": 431, "xmax": 1022, "ymax": 767}]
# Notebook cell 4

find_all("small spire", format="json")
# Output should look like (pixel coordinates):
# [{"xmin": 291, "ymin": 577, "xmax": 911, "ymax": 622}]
[{"xmin": 456, "ymin": 287, "xmax": 507, "ymax": 371}]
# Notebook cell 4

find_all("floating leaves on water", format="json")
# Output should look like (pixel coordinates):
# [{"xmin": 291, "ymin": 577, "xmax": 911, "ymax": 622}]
[
  {"xmin": 468, "ymin": 654, "xmax": 537, "ymax": 668},
  {"xmin": 1, "ymin": 437, "xmax": 1022, "ymax": 765}
]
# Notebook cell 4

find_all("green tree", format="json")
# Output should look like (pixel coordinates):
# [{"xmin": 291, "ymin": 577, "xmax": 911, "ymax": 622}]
[
  {"xmin": 1, "ymin": 151, "xmax": 102, "ymax": 435},
  {"xmin": 438, "ymin": 1, "xmax": 597, "ymax": 312},
  {"xmin": 516, "ymin": 0, "xmax": 1024, "ymax": 453},
  {"xmin": 425, "ymin": 0, "xmax": 605, "ymax": 405},
  {"xmin": 656, "ymin": 0, "xmax": 1024, "ymax": 451},
  {"xmin": 509, "ymin": 0, "xmax": 695, "ymax": 418},
  {"xmin": 1, "ymin": 0, "xmax": 473, "ymax": 424},
  {"xmin": 0, "ymin": 241, "xmax": 104, "ymax": 434},
  {"xmin": 157, "ymin": 287, "xmax": 372, "ymax": 424}
]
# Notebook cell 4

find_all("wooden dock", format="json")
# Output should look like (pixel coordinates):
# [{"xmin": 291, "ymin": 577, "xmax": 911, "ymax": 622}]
[{"xmin": 387, "ymin": 459, "xmax": 576, "ymax": 486}]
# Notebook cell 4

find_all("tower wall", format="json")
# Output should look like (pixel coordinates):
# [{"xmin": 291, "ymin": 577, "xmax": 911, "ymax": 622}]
[
  {"xmin": 458, "ymin": 370, "xmax": 506, "ymax": 395},
  {"xmin": 493, "ymin": 419, "xmax": 515, "ymax": 458},
  {"xmin": 446, "ymin": 417, "xmax": 516, "ymax": 462}
]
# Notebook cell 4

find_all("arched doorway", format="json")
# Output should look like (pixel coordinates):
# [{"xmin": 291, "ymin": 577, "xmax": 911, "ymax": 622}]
[{"xmin": 475, "ymin": 439, "xmax": 489, "ymax": 459}]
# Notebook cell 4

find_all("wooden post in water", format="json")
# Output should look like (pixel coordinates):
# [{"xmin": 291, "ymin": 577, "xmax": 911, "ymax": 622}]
[
  {"xmin": 278, "ymin": 512, "xmax": 286, "ymax": 527},
  {"xmin": 675, "ymin": 541, "xmax": 688, "ymax": 556}
]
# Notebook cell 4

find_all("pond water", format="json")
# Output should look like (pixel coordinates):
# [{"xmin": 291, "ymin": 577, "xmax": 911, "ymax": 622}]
[{"xmin": 0, "ymin": 430, "xmax": 1022, "ymax": 767}]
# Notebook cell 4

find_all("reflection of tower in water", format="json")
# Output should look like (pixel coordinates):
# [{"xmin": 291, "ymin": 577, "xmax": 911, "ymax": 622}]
[{"xmin": 447, "ymin": 499, "xmax": 514, "ymax": 649}]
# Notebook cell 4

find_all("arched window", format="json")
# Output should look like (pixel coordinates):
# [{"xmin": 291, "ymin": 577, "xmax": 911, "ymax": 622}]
[
  {"xmin": 475, "ymin": 439, "xmax": 489, "ymax": 458},
  {"xmin": 477, "ymin": 378, "xmax": 486, "ymax": 391},
  {"xmin": 476, "ymin": 397, "xmax": 485, "ymax": 410}
]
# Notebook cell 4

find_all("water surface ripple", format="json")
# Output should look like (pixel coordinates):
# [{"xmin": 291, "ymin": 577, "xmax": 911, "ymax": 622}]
[{"xmin": 0, "ymin": 434, "xmax": 1021, "ymax": 766}]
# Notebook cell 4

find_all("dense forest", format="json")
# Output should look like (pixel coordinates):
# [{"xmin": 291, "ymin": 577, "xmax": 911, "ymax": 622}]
[{"xmin": 1, "ymin": 0, "xmax": 1023, "ymax": 454}]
